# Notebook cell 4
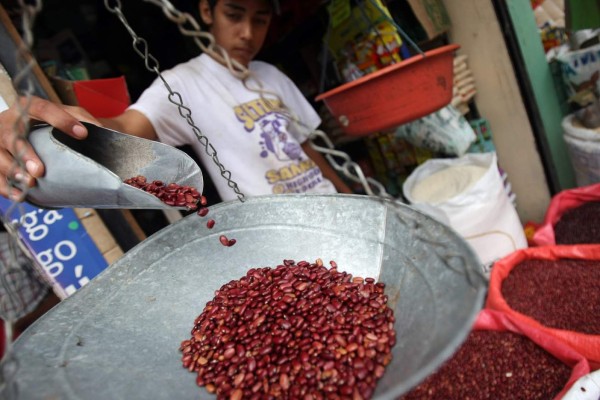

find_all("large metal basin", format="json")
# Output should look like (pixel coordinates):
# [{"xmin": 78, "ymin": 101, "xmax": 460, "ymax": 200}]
[{"xmin": 9, "ymin": 194, "xmax": 486, "ymax": 399}]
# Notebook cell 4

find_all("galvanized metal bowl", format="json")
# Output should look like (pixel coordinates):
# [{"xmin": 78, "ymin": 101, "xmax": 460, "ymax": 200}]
[{"xmin": 10, "ymin": 194, "xmax": 486, "ymax": 399}]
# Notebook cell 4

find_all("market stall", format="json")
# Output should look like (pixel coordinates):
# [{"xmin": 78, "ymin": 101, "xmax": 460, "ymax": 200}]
[{"xmin": 0, "ymin": 0, "xmax": 598, "ymax": 399}]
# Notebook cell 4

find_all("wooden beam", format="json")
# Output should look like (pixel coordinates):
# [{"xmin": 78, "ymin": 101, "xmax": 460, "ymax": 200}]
[
  {"xmin": 506, "ymin": 0, "xmax": 576, "ymax": 190},
  {"xmin": 441, "ymin": 0, "xmax": 552, "ymax": 222}
]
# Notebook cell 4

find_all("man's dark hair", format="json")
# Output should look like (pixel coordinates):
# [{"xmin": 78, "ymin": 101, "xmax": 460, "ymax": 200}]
[{"xmin": 205, "ymin": 0, "xmax": 279, "ymax": 13}]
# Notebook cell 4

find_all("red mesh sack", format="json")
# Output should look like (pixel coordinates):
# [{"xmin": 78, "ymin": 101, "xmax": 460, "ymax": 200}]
[
  {"xmin": 401, "ymin": 309, "xmax": 590, "ymax": 400},
  {"xmin": 486, "ymin": 245, "xmax": 600, "ymax": 369},
  {"xmin": 532, "ymin": 183, "xmax": 600, "ymax": 246}
]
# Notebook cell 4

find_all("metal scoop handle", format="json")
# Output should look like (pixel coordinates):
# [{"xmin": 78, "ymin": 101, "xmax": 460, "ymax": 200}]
[{"xmin": 23, "ymin": 122, "xmax": 204, "ymax": 210}]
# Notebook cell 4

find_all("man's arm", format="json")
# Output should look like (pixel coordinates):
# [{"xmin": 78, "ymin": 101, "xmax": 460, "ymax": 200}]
[
  {"xmin": 0, "ymin": 97, "xmax": 95, "ymax": 197},
  {"xmin": 0, "ymin": 97, "xmax": 158, "ymax": 198},
  {"xmin": 98, "ymin": 109, "xmax": 158, "ymax": 141},
  {"xmin": 302, "ymin": 141, "xmax": 353, "ymax": 194}
]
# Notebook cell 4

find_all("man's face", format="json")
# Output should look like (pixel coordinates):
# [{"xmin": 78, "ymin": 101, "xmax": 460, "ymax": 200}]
[{"xmin": 200, "ymin": 0, "xmax": 273, "ymax": 67}]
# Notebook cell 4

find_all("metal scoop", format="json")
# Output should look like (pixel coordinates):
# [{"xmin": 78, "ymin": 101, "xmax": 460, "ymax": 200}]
[{"xmin": 22, "ymin": 122, "xmax": 203, "ymax": 209}]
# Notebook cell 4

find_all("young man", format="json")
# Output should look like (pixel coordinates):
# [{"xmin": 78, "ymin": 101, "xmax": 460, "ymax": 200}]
[{"xmin": 0, "ymin": 0, "xmax": 351, "ymax": 201}]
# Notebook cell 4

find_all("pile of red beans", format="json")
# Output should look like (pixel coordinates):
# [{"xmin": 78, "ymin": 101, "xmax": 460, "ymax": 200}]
[
  {"xmin": 501, "ymin": 258, "xmax": 600, "ymax": 334},
  {"xmin": 180, "ymin": 259, "xmax": 396, "ymax": 400},
  {"xmin": 554, "ymin": 201, "xmax": 600, "ymax": 244},
  {"xmin": 123, "ymin": 175, "xmax": 203, "ymax": 211},
  {"xmin": 401, "ymin": 330, "xmax": 571, "ymax": 400}
]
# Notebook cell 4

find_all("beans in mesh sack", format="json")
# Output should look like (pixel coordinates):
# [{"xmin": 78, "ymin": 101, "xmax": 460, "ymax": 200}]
[
  {"xmin": 400, "ymin": 330, "xmax": 572, "ymax": 400},
  {"xmin": 554, "ymin": 201, "xmax": 600, "ymax": 244},
  {"xmin": 179, "ymin": 259, "xmax": 397, "ymax": 399},
  {"xmin": 501, "ymin": 258, "xmax": 600, "ymax": 334}
]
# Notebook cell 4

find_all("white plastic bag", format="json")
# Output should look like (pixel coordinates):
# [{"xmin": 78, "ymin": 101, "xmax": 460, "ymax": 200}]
[
  {"xmin": 562, "ymin": 113, "xmax": 600, "ymax": 186},
  {"xmin": 394, "ymin": 104, "xmax": 476, "ymax": 156},
  {"xmin": 402, "ymin": 152, "xmax": 528, "ymax": 275},
  {"xmin": 562, "ymin": 369, "xmax": 600, "ymax": 400}
]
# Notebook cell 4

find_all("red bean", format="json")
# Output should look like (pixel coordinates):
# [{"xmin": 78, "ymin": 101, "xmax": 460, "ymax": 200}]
[
  {"xmin": 180, "ymin": 259, "xmax": 395, "ymax": 399},
  {"xmin": 125, "ymin": 176, "xmax": 236, "ymax": 246},
  {"xmin": 123, "ymin": 175, "xmax": 200, "ymax": 210},
  {"xmin": 219, "ymin": 235, "xmax": 230, "ymax": 247}
]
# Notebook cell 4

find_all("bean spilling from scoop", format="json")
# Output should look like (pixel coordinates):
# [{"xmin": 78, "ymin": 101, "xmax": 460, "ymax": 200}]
[
  {"xmin": 124, "ymin": 175, "xmax": 202, "ymax": 210},
  {"xmin": 124, "ymin": 175, "xmax": 235, "ymax": 246},
  {"xmin": 180, "ymin": 259, "xmax": 396, "ymax": 399},
  {"xmin": 400, "ymin": 330, "xmax": 571, "ymax": 400}
]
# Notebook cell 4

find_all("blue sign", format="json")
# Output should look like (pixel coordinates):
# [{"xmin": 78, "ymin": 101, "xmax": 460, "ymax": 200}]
[{"xmin": 0, "ymin": 197, "xmax": 108, "ymax": 299}]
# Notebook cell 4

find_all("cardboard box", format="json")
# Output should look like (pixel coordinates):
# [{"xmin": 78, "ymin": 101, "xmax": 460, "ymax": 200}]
[
  {"xmin": 407, "ymin": 0, "xmax": 451, "ymax": 40},
  {"xmin": 0, "ymin": 198, "xmax": 111, "ymax": 299}
]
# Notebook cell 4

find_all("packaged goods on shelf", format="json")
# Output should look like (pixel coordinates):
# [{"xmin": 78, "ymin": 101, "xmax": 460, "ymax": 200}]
[{"xmin": 326, "ymin": 0, "xmax": 406, "ymax": 83}]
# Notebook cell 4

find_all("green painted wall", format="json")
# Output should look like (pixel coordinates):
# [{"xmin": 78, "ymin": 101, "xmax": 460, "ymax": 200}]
[{"xmin": 506, "ymin": 0, "xmax": 576, "ymax": 191}]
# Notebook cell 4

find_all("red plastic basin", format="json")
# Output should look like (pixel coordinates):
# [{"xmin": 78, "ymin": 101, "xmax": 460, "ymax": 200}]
[{"xmin": 316, "ymin": 44, "xmax": 460, "ymax": 137}]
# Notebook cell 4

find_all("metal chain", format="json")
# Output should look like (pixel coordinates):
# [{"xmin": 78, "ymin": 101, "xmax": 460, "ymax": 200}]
[
  {"xmin": 141, "ymin": 0, "xmax": 249, "ymax": 80},
  {"xmin": 3, "ymin": 0, "xmax": 44, "ymax": 329},
  {"xmin": 309, "ymin": 131, "xmax": 390, "ymax": 197},
  {"xmin": 0, "ymin": 3, "xmax": 44, "ymax": 398},
  {"xmin": 140, "ymin": 0, "xmax": 392, "ymax": 199},
  {"xmin": 140, "ymin": 0, "xmax": 302, "ymax": 132},
  {"xmin": 103, "ymin": 0, "xmax": 246, "ymax": 202},
  {"xmin": 6, "ymin": 0, "xmax": 42, "ymax": 209}
]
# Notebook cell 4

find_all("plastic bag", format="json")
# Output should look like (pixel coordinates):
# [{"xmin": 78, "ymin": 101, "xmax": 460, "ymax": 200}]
[
  {"xmin": 555, "ymin": 42, "xmax": 600, "ymax": 109},
  {"xmin": 562, "ymin": 369, "xmax": 600, "ymax": 400},
  {"xmin": 474, "ymin": 309, "xmax": 590, "ymax": 400},
  {"xmin": 403, "ymin": 152, "xmax": 527, "ymax": 275},
  {"xmin": 485, "ymin": 245, "xmax": 600, "ymax": 369},
  {"xmin": 394, "ymin": 104, "xmax": 475, "ymax": 156},
  {"xmin": 532, "ymin": 182, "xmax": 600, "ymax": 246}
]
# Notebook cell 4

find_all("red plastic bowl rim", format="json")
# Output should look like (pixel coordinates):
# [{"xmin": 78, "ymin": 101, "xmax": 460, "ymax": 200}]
[{"xmin": 315, "ymin": 43, "xmax": 461, "ymax": 101}]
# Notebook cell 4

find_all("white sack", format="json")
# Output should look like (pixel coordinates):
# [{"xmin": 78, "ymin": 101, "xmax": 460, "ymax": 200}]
[
  {"xmin": 562, "ymin": 113, "xmax": 600, "ymax": 186},
  {"xmin": 403, "ymin": 152, "xmax": 528, "ymax": 276}
]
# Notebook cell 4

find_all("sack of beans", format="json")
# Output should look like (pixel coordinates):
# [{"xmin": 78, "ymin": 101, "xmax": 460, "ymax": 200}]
[
  {"xmin": 485, "ymin": 244, "xmax": 600, "ymax": 369},
  {"xmin": 532, "ymin": 182, "xmax": 600, "ymax": 246},
  {"xmin": 400, "ymin": 309, "xmax": 590, "ymax": 400}
]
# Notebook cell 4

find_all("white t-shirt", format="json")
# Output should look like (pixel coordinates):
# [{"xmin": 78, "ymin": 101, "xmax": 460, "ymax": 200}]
[{"xmin": 129, "ymin": 54, "xmax": 337, "ymax": 201}]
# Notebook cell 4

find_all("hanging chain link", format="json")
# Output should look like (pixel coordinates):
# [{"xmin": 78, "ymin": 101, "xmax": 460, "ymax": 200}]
[
  {"xmin": 2, "ymin": 0, "xmax": 44, "ymax": 324},
  {"xmin": 136, "ymin": 0, "xmax": 392, "ymax": 198},
  {"xmin": 309, "ymin": 130, "xmax": 390, "ymax": 197},
  {"xmin": 103, "ymin": 0, "xmax": 246, "ymax": 202},
  {"xmin": 0, "ymin": 2, "xmax": 44, "ymax": 398},
  {"xmin": 5, "ymin": 0, "xmax": 43, "ymax": 209}
]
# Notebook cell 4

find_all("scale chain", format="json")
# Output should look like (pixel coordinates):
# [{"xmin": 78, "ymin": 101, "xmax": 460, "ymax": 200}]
[
  {"xmin": 0, "ymin": 2, "xmax": 45, "ymax": 398},
  {"xmin": 104, "ymin": 0, "xmax": 246, "ymax": 202},
  {"xmin": 131, "ymin": 4, "xmax": 494, "ymax": 294},
  {"xmin": 139, "ymin": 0, "xmax": 392, "ymax": 198},
  {"xmin": 309, "ymin": 130, "xmax": 390, "ymax": 197}
]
